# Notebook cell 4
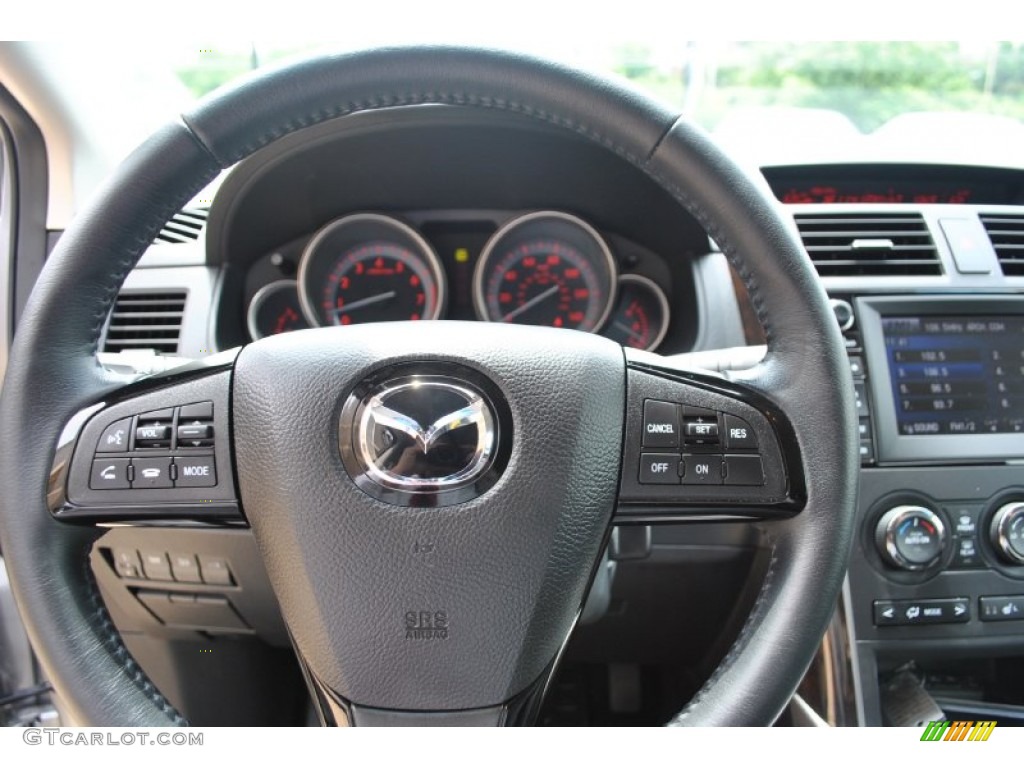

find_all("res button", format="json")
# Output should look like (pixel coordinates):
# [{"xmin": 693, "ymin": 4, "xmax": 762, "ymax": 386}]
[{"xmin": 723, "ymin": 414, "xmax": 757, "ymax": 450}]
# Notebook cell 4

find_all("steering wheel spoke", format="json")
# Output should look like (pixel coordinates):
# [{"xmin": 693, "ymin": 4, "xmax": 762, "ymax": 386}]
[
  {"xmin": 616, "ymin": 351, "xmax": 805, "ymax": 523},
  {"xmin": 48, "ymin": 357, "xmax": 241, "ymax": 525}
]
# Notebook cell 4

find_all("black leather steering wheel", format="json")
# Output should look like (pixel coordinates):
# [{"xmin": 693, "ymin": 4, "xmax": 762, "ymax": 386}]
[{"xmin": 0, "ymin": 47, "xmax": 857, "ymax": 726}]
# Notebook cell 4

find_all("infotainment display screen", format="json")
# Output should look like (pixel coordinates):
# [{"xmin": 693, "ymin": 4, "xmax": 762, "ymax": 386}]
[{"xmin": 882, "ymin": 315, "xmax": 1024, "ymax": 436}]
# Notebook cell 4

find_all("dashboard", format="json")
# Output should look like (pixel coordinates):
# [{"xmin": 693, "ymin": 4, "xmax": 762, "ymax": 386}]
[{"xmin": 94, "ymin": 105, "xmax": 1024, "ymax": 726}]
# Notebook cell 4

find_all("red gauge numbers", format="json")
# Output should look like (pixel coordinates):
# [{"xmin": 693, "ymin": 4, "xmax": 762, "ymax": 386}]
[
  {"xmin": 486, "ymin": 241, "xmax": 605, "ymax": 330},
  {"xmin": 321, "ymin": 242, "xmax": 438, "ymax": 326}
]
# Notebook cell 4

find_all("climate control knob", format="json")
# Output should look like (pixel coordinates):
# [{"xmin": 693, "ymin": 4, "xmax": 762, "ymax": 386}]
[
  {"xmin": 875, "ymin": 505, "xmax": 946, "ymax": 570},
  {"xmin": 990, "ymin": 503, "xmax": 1024, "ymax": 565}
]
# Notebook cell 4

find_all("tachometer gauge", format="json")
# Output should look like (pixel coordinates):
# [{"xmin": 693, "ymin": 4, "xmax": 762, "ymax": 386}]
[
  {"xmin": 600, "ymin": 275, "xmax": 671, "ymax": 351},
  {"xmin": 247, "ymin": 280, "xmax": 310, "ymax": 340},
  {"xmin": 474, "ymin": 211, "xmax": 617, "ymax": 331},
  {"xmin": 298, "ymin": 213, "xmax": 445, "ymax": 327}
]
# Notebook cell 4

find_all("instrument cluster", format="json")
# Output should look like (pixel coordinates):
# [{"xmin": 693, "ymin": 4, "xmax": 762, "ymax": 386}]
[{"xmin": 246, "ymin": 210, "xmax": 673, "ymax": 351}]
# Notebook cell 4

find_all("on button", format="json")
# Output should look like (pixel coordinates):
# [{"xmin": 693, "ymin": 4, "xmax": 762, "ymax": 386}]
[{"xmin": 681, "ymin": 454, "xmax": 723, "ymax": 485}]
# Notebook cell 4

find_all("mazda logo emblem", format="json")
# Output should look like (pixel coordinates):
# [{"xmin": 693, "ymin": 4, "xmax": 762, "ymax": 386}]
[{"xmin": 339, "ymin": 369, "xmax": 507, "ymax": 506}]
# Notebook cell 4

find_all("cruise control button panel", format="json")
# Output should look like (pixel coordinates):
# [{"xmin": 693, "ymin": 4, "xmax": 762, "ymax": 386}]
[
  {"xmin": 55, "ymin": 370, "xmax": 240, "ymax": 521},
  {"xmin": 619, "ymin": 367, "xmax": 799, "ymax": 517}
]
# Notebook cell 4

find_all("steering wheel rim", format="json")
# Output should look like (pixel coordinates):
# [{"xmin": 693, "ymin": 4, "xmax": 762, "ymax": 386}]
[{"xmin": 0, "ymin": 46, "xmax": 858, "ymax": 726}]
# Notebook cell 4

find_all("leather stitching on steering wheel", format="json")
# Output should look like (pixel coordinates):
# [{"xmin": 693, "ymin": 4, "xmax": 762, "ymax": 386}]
[
  {"xmin": 82, "ymin": 555, "xmax": 190, "ymax": 725},
  {"xmin": 185, "ymin": 92, "xmax": 649, "ymax": 169},
  {"xmin": 668, "ymin": 530, "xmax": 779, "ymax": 725},
  {"xmin": 645, "ymin": 168, "xmax": 774, "ymax": 348},
  {"xmin": 87, "ymin": 139, "xmax": 219, "ymax": 354}
]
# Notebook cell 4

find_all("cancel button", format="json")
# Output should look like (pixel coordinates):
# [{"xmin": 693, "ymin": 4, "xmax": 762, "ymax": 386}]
[
  {"xmin": 174, "ymin": 456, "xmax": 217, "ymax": 488},
  {"xmin": 642, "ymin": 400, "xmax": 680, "ymax": 448}
]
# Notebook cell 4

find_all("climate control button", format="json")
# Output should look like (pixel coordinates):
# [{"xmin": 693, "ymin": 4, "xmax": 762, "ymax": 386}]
[{"xmin": 875, "ymin": 505, "xmax": 946, "ymax": 570}]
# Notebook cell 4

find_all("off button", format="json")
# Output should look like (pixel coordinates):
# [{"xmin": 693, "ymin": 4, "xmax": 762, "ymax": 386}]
[
  {"xmin": 642, "ymin": 400, "xmax": 679, "ymax": 448},
  {"xmin": 639, "ymin": 453, "xmax": 680, "ymax": 484}
]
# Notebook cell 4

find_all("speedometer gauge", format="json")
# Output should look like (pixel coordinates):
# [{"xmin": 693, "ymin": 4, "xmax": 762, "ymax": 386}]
[
  {"xmin": 298, "ymin": 213, "xmax": 445, "ymax": 327},
  {"xmin": 473, "ymin": 211, "xmax": 617, "ymax": 331}
]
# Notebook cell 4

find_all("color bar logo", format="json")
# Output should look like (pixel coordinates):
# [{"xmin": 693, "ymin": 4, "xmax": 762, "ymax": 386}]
[{"xmin": 920, "ymin": 720, "xmax": 996, "ymax": 741}]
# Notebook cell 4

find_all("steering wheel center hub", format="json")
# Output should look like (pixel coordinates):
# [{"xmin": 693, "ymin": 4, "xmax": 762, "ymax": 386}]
[{"xmin": 231, "ymin": 321, "xmax": 624, "ymax": 712}]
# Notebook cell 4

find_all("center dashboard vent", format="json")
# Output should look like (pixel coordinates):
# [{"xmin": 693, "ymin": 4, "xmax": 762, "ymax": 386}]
[
  {"xmin": 153, "ymin": 205, "xmax": 209, "ymax": 244},
  {"xmin": 980, "ymin": 214, "xmax": 1024, "ymax": 276},
  {"xmin": 102, "ymin": 290, "xmax": 187, "ymax": 354},
  {"xmin": 794, "ymin": 213, "xmax": 942, "ymax": 277}
]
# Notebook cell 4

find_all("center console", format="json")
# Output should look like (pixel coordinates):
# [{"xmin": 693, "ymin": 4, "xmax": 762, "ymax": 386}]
[{"xmin": 840, "ymin": 294, "xmax": 1024, "ymax": 726}]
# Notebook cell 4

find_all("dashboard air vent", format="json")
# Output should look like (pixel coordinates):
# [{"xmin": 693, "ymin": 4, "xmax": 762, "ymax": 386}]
[
  {"xmin": 980, "ymin": 214, "xmax": 1024, "ymax": 276},
  {"xmin": 153, "ymin": 205, "xmax": 209, "ymax": 244},
  {"xmin": 103, "ymin": 290, "xmax": 187, "ymax": 354},
  {"xmin": 794, "ymin": 213, "xmax": 941, "ymax": 277}
]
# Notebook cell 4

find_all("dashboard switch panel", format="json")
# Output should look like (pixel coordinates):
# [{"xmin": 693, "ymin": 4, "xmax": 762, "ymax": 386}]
[
  {"xmin": 979, "ymin": 595, "xmax": 1024, "ymax": 622},
  {"xmin": 873, "ymin": 597, "xmax": 970, "ymax": 626}
]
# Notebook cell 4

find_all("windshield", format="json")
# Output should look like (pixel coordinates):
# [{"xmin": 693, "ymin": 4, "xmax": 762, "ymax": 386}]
[
  {"xmin": 165, "ymin": 41, "xmax": 1024, "ymax": 166},
  {"xmin": 8, "ymin": 39, "xmax": 1024, "ymax": 172}
]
